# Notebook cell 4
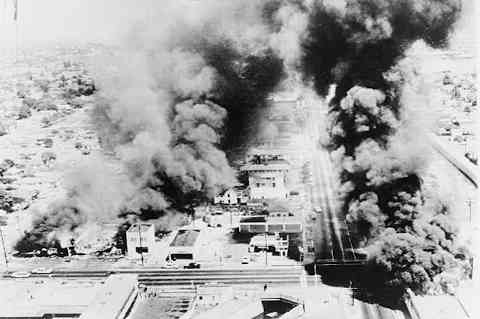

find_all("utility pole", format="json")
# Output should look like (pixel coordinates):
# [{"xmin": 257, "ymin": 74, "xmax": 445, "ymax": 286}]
[
  {"xmin": 466, "ymin": 198, "xmax": 473, "ymax": 224},
  {"xmin": 0, "ymin": 227, "xmax": 8, "ymax": 271},
  {"xmin": 349, "ymin": 280, "xmax": 354, "ymax": 306},
  {"xmin": 264, "ymin": 232, "xmax": 268, "ymax": 266},
  {"xmin": 138, "ymin": 224, "xmax": 144, "ymax": 266}
]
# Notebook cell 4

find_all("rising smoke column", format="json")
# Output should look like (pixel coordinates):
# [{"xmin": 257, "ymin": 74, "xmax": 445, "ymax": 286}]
[
  {"xmin": 17, "ymin": 0, "xmax": 295, "ymax": 251},
  {"xmin": 300, "ymin": 0, "xmax": 470, "ymax": 293}
]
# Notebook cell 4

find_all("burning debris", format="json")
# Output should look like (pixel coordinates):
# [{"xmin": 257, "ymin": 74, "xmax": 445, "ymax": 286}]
[{"xmin": 300, "ymin": 0, "xmax": 469, "ymax": 293}]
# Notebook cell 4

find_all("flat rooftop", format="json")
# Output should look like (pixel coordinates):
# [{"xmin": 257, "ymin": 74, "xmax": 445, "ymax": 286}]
[
  {"xmin": 241, "ymin": 162, "xmax": 289, "ymax": 171},
  {"xmin": 80, "ymin": 274, "xmax": 138, "ymax": 319},
  {"xmin": 267, "ymin": 216, "xmax": 301, "ymax": 224},
  {"xmin": 127, "ymin": 223, "xmax": 154, "ymax": 233},
  {"xmin": 240, "ymin": 216, "xmax": 301, "ymax": 224},
  {"xmin": 240, "ymin": 216, "xmax": 266, "ymax": 223},
  {"xmin": 0, "ymin": 279, "xmax": 102, "ymax": 318},
  {"xmin": 169, "ymin": 229, "xmax": 201, "ymax": 247}
]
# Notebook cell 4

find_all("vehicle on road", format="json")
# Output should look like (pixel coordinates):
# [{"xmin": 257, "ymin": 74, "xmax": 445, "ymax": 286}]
[
  {"xmin": 47, "ymin": 248, "xmax": 58, "ymax": 256},
  {"xmin": 436, "ymin": 127, "xmax": 451, "ymax": 136},
  {"xmin": 241, "ymin": 256, "xmax": 250, "ymax": 264},
  {"xmin": 32, "ymin": 267, "xmax": 53, "ymax": 274},
  {"xmin": 184, "ymin": 262, "xmax": 200, "ymax": 269},
  {"xmin": 313, "ymin": 206, "xmax": 322, "ymax": 213},
  {"xmin": 163, "ymin": 261, "xmax": 178, "ymax": 269},
  {"xmin": 11, "ymin": 271, "xmax": 31, "ymax": 278},
  {"xmin": 345, "ymin": 248, "xmax": 369, "ymax": 260},
  {"xmin": 465, "ymin": 151, "xmax": 478, "ymax": 165}
]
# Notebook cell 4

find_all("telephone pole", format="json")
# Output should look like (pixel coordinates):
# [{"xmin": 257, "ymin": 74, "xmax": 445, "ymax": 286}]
[
  {"xmin": 466, "ymin": 198, "xmax": 474, "ymax": 224},
  {"xmin": 264, "ymin": 232, "xmax": 268, "ymax": 266},
  {"xmin": 138, "ymin": 224, "xmax": 144, "ymax": 266},
  {"xmin": 0, "ymin": 227, "xmax": 8, "ymax": 270}
]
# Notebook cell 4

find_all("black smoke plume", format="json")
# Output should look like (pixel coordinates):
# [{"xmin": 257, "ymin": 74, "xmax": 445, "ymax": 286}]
[
  {"xmin": 16, "ymin": 0, "xmax": 297, "ymax": 252},
  {"xmin": 301, "ymin": 0, "xmax": 469, "ymax": 294}
]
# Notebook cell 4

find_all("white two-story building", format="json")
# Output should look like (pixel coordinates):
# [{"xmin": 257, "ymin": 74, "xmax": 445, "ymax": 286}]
[
  {"xmin": 126, "ymin": 223, "xmax": 155, "ymax": 261},
  {"xmin": 241, "ymin": 158, "xmax": 289, "ymax": 200}
]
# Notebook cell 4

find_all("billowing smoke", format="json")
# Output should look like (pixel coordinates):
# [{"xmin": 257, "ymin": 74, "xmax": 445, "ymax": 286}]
[
  {"xmin": 300, "ymin": 0, "xmax": 470, "ymax": 293},
  {"xmin": 16, "ymin": 0, "xmax": 470, "ymax": 294},
  {"xmin": 17, "ymin": 0, "xmax": 300, "ymax": 251}
]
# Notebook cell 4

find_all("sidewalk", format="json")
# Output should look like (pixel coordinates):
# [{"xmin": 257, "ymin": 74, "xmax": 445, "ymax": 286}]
[{"xmin": 428, "ymin": 132, "xmax": 478, "ymax": 186}]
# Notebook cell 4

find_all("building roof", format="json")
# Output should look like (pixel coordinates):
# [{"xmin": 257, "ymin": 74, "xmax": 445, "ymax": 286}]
[
  {"xmin": 250, "ymin": 234, "xmax": 280, "ymax": 245},
  {"xmin": 246, "ymin": 147, "xmax": 286, "ymax": 156},
  {"xmin": 267, "ymin": 216, "xmax": 301, "ymax": 224},
  {"xmin": 79, "ymin": 274, "xmax": 138, "ymax": 319},
  {"xmin": 169, "ymin": 229, "xmax": 201, "ymax": 247},
  {"xmin": 241, "ymin": 160, "xmax": 289, "ymax": 171},
  {"xmin": 240, "ymin": 216, "xmax": 267, "ymax": 223},
  {"xmin": 240, "ymin": 216, "xmax": 301, "ymax": 224},
  {"xmin": 126, "ymin": 223, "xmax": 153, "ymax": 233},
  {"xmin": 216, "ymin": 185, "xmax": 248, "ymax": 197}
]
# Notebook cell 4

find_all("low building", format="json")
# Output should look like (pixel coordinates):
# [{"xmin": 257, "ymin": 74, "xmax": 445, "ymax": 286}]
[
  {"xmin": 214, "ymin": 186, "xmax": 249, "ymax": 205},
  {"xmin": 249, "ymin": 234, "xmax": 289, "ymax": 256},
  {"xmin": 126, "ymin": 223, "xmax": 155, "ymax": 261},
  {"xmin": 80, "ymin": 274, "xmax": 138, "ymax": 319},
  {"xmin": 168, "ymin": 228, "xmax": 202, "ymax": 261},
  {"xmin": 239, "ymin": 215, "xmax": 302, "ymax": 234}
]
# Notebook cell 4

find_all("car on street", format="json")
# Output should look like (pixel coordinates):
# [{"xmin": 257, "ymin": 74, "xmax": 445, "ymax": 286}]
[
  {"xmin": 241, "ymin": 256, "xmax": 250, "ymax": 264},
  {"xmin": 32, "ymin": 267, "xmax": 53, "ymax": 274},
  {"xmin": 313, "ymin": 206, "xmax": 322, "ymax": 213},
  {"xmin": 11, "ymin": 271, "xmax": 31, "ymax": 278},
  {"xmin": 465, "ymin": 151, "xmax": 478, "ymax": 165},
  {"xmin": 184, "ymin": 262, "xmax": 201, "ymax": 269},
  {"xmin": 436, "ymin": 127, "xmax": 451, "ymax": 136},
  {"xmin": 163, "ymin": 261, "xmax": 178, "ymax": 269}
]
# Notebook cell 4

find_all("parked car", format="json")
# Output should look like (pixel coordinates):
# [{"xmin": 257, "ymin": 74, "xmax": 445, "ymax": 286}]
[
  {"xmin": 163, "ymin": 261, "xmax": 178, "ymax": 269},
  {"xmin": 241, "ymin": 256, "xmax": 250, "ymax": 264},
  {"xmin": 436, "ymin": 127, "xmax": 451, "ymax": 136},
  {"xmin": 465, "ymin": 152, "xmax": 478, "ymax": 165},
  {"xmin": 313, "ymin": 206, "xmax": 322, "ymax": 213},
  {"xmin": 11, "ymin": 271, "xmax": 31, "ymax": 278},
  {"xmin": 47, "ymin": 248, "xmax": 58, "ymax": 256},
  {"xmin": 184, "ymin": 262, "xmax": 201, "ymax": 269},
  {"xmin": 32, "ymin": 267, "xmax": 53, "ymax": 274}
]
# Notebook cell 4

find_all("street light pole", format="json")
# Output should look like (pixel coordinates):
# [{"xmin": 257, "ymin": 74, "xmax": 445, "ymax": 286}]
[
  {"xmin": 264, "ymin": 232, "xmax": 268, "ymax": 266},
  {"xmin": 138, "ymin": 224, "xmax": 144, "ymax": 266},
  {"xmin": 466, "ymin": 198, "xmax": 473, "ymax": 223},
  {"xmin": 0, "ymin": 227, "xmax": 8, "ymax": 270}
]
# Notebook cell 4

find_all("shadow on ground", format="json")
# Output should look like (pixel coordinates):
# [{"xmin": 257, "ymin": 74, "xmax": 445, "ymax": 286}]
[{"xmin": 304, "ymin": 262, "xmax": 409, "ymax": 313}]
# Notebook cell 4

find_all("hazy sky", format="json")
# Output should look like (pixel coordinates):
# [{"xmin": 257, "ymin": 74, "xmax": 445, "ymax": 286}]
[
  {"xmin": 0, "ymin": 0, "xmax": 160, "ymax": 48},
  {"xmin": 0, "ymin": 0, "xmax": 476, "ymax": 50}
]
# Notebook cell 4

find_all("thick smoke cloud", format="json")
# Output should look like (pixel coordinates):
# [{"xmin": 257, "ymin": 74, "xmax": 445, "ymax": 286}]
[
  {"xmin": 17, "ymin": 0, "xmax": 297, "ymax": 251},
  {"xmin": 16, "ymin": 0, "xmax": 470, "ymax": 294},
  {"xmin": 300, "ymin": 0, "xmax": 469, "ymax": 293}
]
